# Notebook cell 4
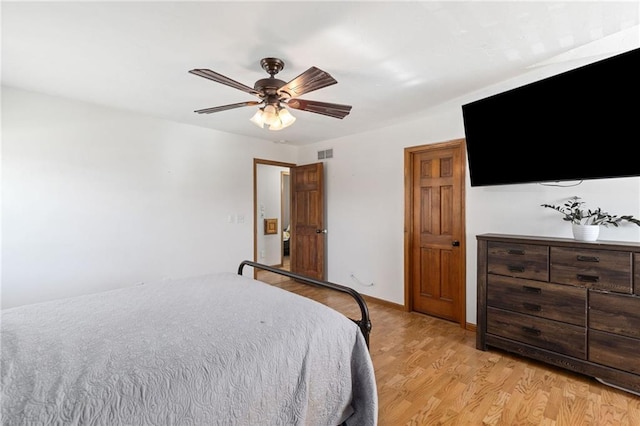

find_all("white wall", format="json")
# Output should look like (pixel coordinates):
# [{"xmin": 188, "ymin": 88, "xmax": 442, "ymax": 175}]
[
  {"xmin": 298, "ymin": 107, "xmax": 467, "ymax": 305},
  {"xmin": 299, "ymin": 83, "xmax": 640, "ymax": 324},
  {"xmin": 4, "ymin": 72, "xmax": 640, "ymax": 324},
  {"xmin": 1, "ymin": 87, "xmax": 297, "ymax": 308}
]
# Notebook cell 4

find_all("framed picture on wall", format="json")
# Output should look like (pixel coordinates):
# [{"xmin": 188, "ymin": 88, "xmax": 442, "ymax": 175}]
[{"xmin": 264, "ymin": 218, "xmax": 278, "ymax": 235}]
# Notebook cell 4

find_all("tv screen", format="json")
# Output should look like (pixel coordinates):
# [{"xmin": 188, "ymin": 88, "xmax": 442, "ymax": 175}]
[{"xmin": 462, "ymin": 47, "xmax": 640, "ymax": 187}]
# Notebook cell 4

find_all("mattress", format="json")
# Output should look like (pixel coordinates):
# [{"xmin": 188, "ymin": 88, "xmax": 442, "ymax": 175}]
[{"xmin": 1, "ymin": 272, "xmax": 378, "ymax": 425}]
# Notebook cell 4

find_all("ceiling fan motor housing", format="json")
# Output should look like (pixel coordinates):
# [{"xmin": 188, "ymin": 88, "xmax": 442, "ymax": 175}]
[
  {"xmin": 257, "ymin": 83, "xmax": 285, "ymax": 106},
  {"xmin": 256, "ymin": 58, "xmax": 287, "ymax": 104},
  {"xmin": 254, "ymin": 78, "xmax": 286, "ymax": 97}
]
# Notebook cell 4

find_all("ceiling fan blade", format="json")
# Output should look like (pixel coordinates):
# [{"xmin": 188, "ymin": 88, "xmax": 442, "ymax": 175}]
[
  {"xmin": 194, "ymin": 101, "xmax": 261, "ymax": 114},
  {"xmin": 277, "ymin": 67, "xmax": 338, "ymax": 99},
  {"xmin": 286, "ymin": 99, "xmax": 352, "ymax": 119},
  {"xmin": 189, "ymin": 69, "xmax": 262, "ymax": 97}
]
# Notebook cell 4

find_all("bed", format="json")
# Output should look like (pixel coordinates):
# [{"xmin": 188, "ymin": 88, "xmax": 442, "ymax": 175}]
[
  {"xmin": 283, "ymin": 225, "xmax": 290, "ymax": 256},
  {"xmin": 1, "ymin": 261, "xmax": 377, "ymax": 425}
]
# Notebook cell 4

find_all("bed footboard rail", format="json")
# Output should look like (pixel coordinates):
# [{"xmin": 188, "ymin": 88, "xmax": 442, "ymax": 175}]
[{"xmin": 237, "ymin": 260, "xmax": 372, "ymax": 348}]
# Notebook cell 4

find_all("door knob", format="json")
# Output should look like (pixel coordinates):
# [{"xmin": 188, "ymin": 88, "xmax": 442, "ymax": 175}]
[
  {"xmin": 316, "ymin": 229, "xmax": 327, "ymax": 234},
  {"xmin": 452, "ymin": 240, "xmax": 460, "ymax": 247}
]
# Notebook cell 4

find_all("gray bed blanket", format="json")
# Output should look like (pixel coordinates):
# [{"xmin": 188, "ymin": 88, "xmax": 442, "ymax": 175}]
[{"xmin": 1, "ymin": 272, "xmax": 378, "ymax": 425}]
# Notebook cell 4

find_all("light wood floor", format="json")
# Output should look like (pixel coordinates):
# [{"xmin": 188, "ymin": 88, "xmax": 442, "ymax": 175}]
[{"xmin": 257, "ymin": 268, "xmax": 640, "ymax": 426}]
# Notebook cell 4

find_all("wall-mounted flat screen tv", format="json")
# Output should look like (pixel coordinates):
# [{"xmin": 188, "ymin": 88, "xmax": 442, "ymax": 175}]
[{"xmin": 462, "ymin": 47, "xmax": 640, "ymax": 187}]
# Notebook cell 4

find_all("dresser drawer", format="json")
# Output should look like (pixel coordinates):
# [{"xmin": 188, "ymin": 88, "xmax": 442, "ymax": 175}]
[
  {"xmin": 487, "ymin": 307, "xmax": 586, "ymax": 358},
  {"xmin": 487, "ymin": 242, "xmax": 548, "ymax": 281},
  {"xmin": 589, "ymin": 291, "xmax": 640, "ymax": 339},
  {"xmin": 635, "ymin": 254, "xmax": 640, "ymax": 296},
  {"xmin": 589, "ymin": 330, "xmax": 640, "ymax": 375},
  {"xmin": 488, "ymin": 275, "xmax": 586, "ymax": 326},
  {"xmin": 550, "ymin": 247, "xmax": 632, "ymax": 293}
]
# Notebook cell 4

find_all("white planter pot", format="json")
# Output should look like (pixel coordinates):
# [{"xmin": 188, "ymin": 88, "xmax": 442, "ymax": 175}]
[{"xmin": 572, "ymin": 224, "xmax": 600, "ymax": 241}]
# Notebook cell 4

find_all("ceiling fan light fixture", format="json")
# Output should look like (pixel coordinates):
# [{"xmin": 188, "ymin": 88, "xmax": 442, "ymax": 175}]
[
  {"xmin": 261, "ymin": 104, "xmax": 279, "ymax": 126},
  {"xmin": 249, "ymin": 104, "xmax": 296, "ymax": 131},
  {"xmin": 277, "ymin": 106, "xmax": 296, "ymax": 128},
  {"xmin": 249, "ymin": 108, "xmax": 265, "ymax": 128}
]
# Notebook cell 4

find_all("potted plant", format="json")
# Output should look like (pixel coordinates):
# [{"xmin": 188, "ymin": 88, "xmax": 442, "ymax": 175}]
[{"xmin": 541, "ymin": 196, "xmax": 640, "ymax": 241}]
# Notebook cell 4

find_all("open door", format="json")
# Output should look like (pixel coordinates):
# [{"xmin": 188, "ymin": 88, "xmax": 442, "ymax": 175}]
[{"xmin": 290, "ymin": 162, "xmax": 325, "ymax": 280}]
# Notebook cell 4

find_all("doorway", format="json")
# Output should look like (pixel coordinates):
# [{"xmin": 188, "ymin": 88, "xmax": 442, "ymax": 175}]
[
  {"xmin": 254, "ymin": 159, "xmax": 295, "ymax": 281},
  {"xmin": 254, "ymin": 159, "xmax": 326, "ymax": 282},
  {"xmin": 404, "ymin": 139, "xmax": 466, "ymax": 327}
]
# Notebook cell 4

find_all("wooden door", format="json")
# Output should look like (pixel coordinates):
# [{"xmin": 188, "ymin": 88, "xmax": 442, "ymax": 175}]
[
  {"xmin": 290, "ymin": 162, "xmax": 325, "ymax": 280},
  {"xmin": 405, "ymin": 139, "xmax": 466, "ymax": 325}
]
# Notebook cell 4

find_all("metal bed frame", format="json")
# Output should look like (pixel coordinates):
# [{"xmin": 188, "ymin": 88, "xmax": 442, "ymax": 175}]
[{"xmin": 237, "ymin": 260, "xmax": 372, "ymax": 348}]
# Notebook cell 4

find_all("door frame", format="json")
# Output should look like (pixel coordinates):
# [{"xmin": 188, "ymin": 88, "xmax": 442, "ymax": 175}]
[
  {"xmin": 403, "ymin": 139, "xmax": 467, "ymax": 328},
  {"xmin": 280, "ymin": 171, "xmax": 290, "ymax": 264},
  {"xmin": 253, "ymin": 158, "xmax": 296, "ymax": 279}
]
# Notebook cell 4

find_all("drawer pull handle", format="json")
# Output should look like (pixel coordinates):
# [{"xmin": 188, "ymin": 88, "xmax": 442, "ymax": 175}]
[
  {"xmin": 508, "ymin": 265, "xmax": 525, "ymax": 273},
  {"xmin": 523, "ymin": 302, "xmax": 542, "ymax": 312},
  {"xmin": 577, "ymin": 274, "xmax": 599, "ymax": 283},
  {"xmin": 522, "ymin": 286, "xmax": 542, "ymax": 294},
  {"xmin": 522, "ymin": 326, "xmax": 541, "ymax": 336},
  {"xmin": 507, "ymin": 249, "xmax": 525, "ymax": 255},
  {"xmin": 576, "ymin": 255, "xmax": 600, "ymax": 263}
]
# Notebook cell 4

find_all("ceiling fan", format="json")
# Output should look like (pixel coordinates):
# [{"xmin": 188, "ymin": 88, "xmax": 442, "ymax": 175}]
[{"xmin": 189, "ymin": 57, "xmax": 352, "ymax": 131}]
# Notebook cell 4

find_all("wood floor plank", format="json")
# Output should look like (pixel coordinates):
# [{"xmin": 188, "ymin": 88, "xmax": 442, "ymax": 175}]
[{"xmin": 257, "ymin": 270, "xmax": 640, "ymax": 425}]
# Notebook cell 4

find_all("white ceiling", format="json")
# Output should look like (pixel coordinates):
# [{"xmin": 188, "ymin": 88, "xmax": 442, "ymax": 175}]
[{"xmin": 2, "ymin": 1, "xmax": 639, "ymax": 145}]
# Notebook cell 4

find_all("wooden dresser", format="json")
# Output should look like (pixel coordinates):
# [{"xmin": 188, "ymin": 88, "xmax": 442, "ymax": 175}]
[{"xmin": 476, "ymin": 233, "xmax": 640, "ymax": 394}]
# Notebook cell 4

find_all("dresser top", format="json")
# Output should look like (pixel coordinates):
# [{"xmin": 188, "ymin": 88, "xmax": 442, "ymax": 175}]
[{"xmin": 477, "ymin": 233, "xmax": 640, "ymax": 251}]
